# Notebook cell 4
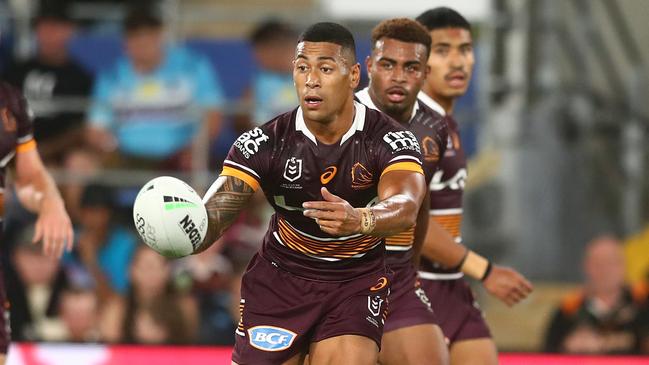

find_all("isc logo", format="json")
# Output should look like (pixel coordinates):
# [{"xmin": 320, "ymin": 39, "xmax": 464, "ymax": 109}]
[{"xmin": 248, "ymin": 326, "xmax": 297, "ymax": 352}]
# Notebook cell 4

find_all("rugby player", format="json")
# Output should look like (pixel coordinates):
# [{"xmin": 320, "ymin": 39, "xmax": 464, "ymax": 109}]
[
  {"xmin": 198, "ymin": 23, "xmax": 427, "ymax": 365},
  {"xmin": 355, "ymin": 18, "xmax": 449, "ymax": 365},
  {"xmin": 415, "ymin": 8, "xmax": 533, "ymax": 364},
  {"xmin": 0, "ymin": 82, "xmax": 74, "ymax": 364}
]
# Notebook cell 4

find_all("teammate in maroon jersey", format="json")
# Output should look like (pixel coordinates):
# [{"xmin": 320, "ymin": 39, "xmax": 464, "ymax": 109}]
[
  {"xmin": 0, "ymin": 82, "xmax": 73, "ymax": 364},
  {"xmin": 196, "ymin": 23, "xmax": 427, "ymax": 365},
  {"xmin": 355, "ymin": 18, "xmax": 449, "ymax": 365},
  {"xmin": 415, "ymin": 8, "xmax": 533, "ymax": 364}
]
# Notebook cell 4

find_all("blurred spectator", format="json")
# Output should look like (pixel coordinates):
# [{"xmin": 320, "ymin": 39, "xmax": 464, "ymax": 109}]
[
  {"xmin": 175, "ymin": 239, "xmax": 236, "ymax": 345},
  {"xmin": 58, "ymin": 287, "xmax": 100, "ymax": 342},
  {"xmin": 236, "ymin": 19, "xmax": 297, "ymax": 131},
  {"xmin": 86, "ymin": 5, "xmax": 225, "ymax": 171},
  {"xmin": 99, "ymin": 246, "xmax": 197, "ymax": 344},
  {"xmin": 6, "ymin": 225, "xmax": 68, "ymax": 341},
  {"xmin": 1, "ymin": 1, "xmax": 93, "ymax": 165},
  {"xmin": 65, "ymin": 183, "xmax": 137, "ymax": 301},
  {"xmin": 544, "ymin": 235, "xmax": 649, "ymax": 354},
  {"xmin": 132, "ymin": 300, "xmax": 190, "ymax": 345}
]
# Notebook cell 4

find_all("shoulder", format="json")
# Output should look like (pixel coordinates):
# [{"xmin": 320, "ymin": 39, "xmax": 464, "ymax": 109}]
[
  {"xmin": 559, "ymin": 289, "xmax": 586, "ymax": 316},
  {"xmin": 362, "ymin": 105, "xmax": 405, "ymax": 135}
]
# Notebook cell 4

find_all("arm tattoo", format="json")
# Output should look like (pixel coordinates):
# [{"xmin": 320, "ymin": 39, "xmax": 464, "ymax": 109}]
[{"xmin": 196, "ymin": 175, "xmax": 255, "ymax": 253}]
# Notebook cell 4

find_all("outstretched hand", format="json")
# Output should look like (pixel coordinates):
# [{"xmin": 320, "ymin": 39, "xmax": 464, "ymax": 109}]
[
  {"xmin": 33, "ymin": 196, "xmax": 74, "ymax": 258},
  {"xmin": 483, "ymin": 265, "xmax": 533, "ymax": 306},
  {"xmin": 303, "ymin": 187, "xmax": 362, "ymax": 236}
]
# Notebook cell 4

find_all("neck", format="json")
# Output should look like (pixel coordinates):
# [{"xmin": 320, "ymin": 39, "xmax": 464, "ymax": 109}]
[
  {"xmin": 422, "ymin": 84, "xmax": 455, "ymax": 115},
  {"xmin": 133, "ymin": 59, "xmax": 161, "ymax": 74},
  {"xmin": 590, "ymin": 287, "xmax": 622, "ymax": 309},
  {"xmin": 304, "ymin": 96, "xmax": 355, "ymax": 145},
  {"xmin": 368, "ymin": 87, "xmax": 411, "ymax": 124},
  {"xmin": 39, "ymin": 49, "xmax": 68, "ymax": 66}
]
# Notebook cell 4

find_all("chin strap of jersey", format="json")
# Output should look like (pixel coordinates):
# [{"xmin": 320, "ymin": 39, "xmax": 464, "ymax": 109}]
[{"xmin": 456, "ymin": 249, "xmax": 492, "ymax": 281}]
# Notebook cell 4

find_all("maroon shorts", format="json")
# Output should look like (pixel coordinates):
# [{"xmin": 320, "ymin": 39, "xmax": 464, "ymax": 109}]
[
  {"xmin": 420, "ymin": 276, "xmax": 491, "ymax": 344},
  {"xmin": 383, "ymin": 262, "xmax": 437, "ymax": 333},
  {"xmin": 0, "ymin": 265, "xmax": 9, "ymax": 354},
  {"xmin": 232, "ymin": 253, "xmax": 392, "ymax": 365}
]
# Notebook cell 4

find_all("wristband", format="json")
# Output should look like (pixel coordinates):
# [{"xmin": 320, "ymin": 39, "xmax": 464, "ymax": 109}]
[
  {"xmin": 460, "ymin": 250, "xmax": 490, "ymax": 280},
  {"xmin": 358, "ymin": 208, "xmax": 376, "ymax": 234},
  {"xmin": 481, "ymin": 261, "xmax": 493, "ymax": 281}
]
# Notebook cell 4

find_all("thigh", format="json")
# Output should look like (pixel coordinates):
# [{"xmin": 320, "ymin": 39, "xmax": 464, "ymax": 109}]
[
  {"xmin": 450, "ymin": 338, "xmax": 498, "ymax": 365},
  {"xmin": 311, "ymin": 272, "xmax": 392, "ymax": 349},
  {"xmin": 232, "ymin": 352, "xmax": 304, "ymax": 365},
  {"xmin": 232, "ymin": 255, "xmax": 316, "ymax": 364},
  {"xmin": 384, "ymin": 265, "xmax": 437, "ymax": 333},
  {"xmin": 309, "ymin": 334, "xmax": 378, "ymax": 365},
  {"xmin": 422, "ymin": 279, "xmax": 491, "ymax": 344},
  {"xmin": 379, "ymin": 324, "xmax": 448, "ymax": 365}
]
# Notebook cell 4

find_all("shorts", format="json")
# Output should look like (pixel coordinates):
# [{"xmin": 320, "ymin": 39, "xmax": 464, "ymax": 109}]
[
  {"xmin": 383, "ymin": 262, "xmax": 437, "ymax": 333},
  {"xmin": 420, "ymin": 276, "xmax": 491, "ymax": 344},
  {"xmin": 232, "ymin": 253, "xmax": 392, "ymax": 365}
]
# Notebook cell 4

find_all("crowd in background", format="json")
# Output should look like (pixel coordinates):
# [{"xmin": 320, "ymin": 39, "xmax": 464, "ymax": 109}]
[{"xmin": 2, "ymin": 0, "xmax": 649, "ymax": 354}]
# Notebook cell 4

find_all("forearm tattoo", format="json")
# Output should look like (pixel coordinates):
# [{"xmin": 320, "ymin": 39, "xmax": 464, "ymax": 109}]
[{"xmin": 198, "ymin": 175, "xmax": 255, "ymax": 252}]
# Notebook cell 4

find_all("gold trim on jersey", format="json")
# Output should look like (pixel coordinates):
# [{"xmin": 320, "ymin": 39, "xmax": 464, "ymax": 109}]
[
  {"xmin": 220, "ymin": 166, "xmax": 260, "ymax": 191},
  {"xmin": 385, "ymin": 227, "xmax": 415, "ymax": 249},
  {"xmin": 16, "ymin": 139, "xmax": 36, "ymax": 153},
  {"xmin": 276, "ymin": 218, "xmax": 382, "ymax": 259},
  {"xmin": 380, "ymin": 161, "xmax": 424, "ymax": 178},
  {"xmin": 431, "ymin": 213, "xmax": 462, "ymax": 239}
]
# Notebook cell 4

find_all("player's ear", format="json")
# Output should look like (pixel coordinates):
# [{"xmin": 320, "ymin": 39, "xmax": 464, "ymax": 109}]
[
  {"xmin": 350, "ymin": 63, "xmax": 361, "ymax": 89},
  {"xmin": 365, "ymin": 55, "xmax": 372, "ymax": 76},
  {"xmin": 424, "ymin": 63, "xmax": 431, "ymax": 79}
]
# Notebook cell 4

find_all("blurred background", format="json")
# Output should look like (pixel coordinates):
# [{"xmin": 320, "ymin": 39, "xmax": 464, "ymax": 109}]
[{"xmin": 1, "ymin": 0, "xmax": 649, "ymax": 360}]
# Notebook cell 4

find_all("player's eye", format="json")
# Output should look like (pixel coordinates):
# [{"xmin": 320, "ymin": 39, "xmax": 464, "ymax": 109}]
[
  {"xmin": 320, "ymin": 66, "xmax": 333, "ymax": 73},
  {"xmin": 434, "ymin": 47, "xmax": 449, "ymax": 56},
  {"xmin": 461, "ymin": 45, "xmax": 473, "ymax": 55},
  {"xmin": 405, "ymin": 65, "xmax": 420, "ymax": 73},
  {"xmin": 296, "ymin": 64, "xmax": 309, "ymax": 72},
  {"xmin": 380, "ymin": 62, "xmax": 393, "ymax": 70}
]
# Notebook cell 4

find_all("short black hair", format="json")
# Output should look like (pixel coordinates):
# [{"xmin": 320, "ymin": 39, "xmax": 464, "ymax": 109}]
[
  {"xmin": 123, "ymin": 5, "xmax": 163, "ymax": 33},
  {"xmin": 249, "ymin": 19, "xmax": 297, "ymax": 46},
  {"xmin": 371, "ymin": 18, "xmax": 432, "ymax": 58},
  {"xmin": 297, "ymin": 22, "xmax": 356, "ymax": 63},
  {"xmin": 416, "ymin": 7, "xmax": 472, "ymax": 32},
  {"xmin": 35, "ymin": 0, "xmax": 73, "ymax": 25}
]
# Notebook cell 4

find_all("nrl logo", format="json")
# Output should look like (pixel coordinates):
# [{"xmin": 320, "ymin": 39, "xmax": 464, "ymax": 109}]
[{"xmin": 283, "ymin": 157, "xmax": 303, "ymax": 182}]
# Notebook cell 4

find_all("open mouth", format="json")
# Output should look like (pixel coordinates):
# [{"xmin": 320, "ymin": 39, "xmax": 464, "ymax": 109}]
[
  {"xmin": 304, "ymin": 95, "xmax": 323, "ymax": 108},
  {"xmin": 386, "ymin": 87, "xmax": 407, "ymax": 103}
]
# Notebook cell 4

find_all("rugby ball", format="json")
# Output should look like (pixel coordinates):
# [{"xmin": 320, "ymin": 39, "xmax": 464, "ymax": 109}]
[{"xmin": 133, "ymin": 176, "xmax": 208, "ymax": 258}]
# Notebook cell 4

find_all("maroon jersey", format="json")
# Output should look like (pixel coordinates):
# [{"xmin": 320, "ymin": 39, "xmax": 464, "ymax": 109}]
[
  {"xmin": 220, "ymin": 102, "xmax": 424, "ymax": 281},
  {"xmin": 0, "ymin": 82, "xmax": 36, "ymax": 217},
  {"xmin": 356, "ymin": 88, "xmax": 448, "ymax": 266},
  {"xmin": 417, "ymin": 91, "xmax": 468, "ymax": 279}
]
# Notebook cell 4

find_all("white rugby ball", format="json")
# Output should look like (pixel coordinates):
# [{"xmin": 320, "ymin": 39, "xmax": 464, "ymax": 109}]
[{"xmin": 133, "ymin": 176, "xmax": 208, "ymax": 258}]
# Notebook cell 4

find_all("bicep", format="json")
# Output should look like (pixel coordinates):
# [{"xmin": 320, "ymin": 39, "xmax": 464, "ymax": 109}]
[
  {"xmin": 377, "ymin": 170, "xmax": 426, "ymax": 203},
  {"xmin": 14, "ymin": 147, "xmax": 44, "ymax": 186}
]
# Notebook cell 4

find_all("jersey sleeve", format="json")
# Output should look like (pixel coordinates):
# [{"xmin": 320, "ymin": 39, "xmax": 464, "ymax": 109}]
[
  {"xmin": 0, "ymin": 81, "xmax": 36, "ymax": 153},
  {"xmin": 220, "ymin": 126, "xmax": 272, "ymax": 191},
  {"xmin": 376, "ymin": 126, "xmax": 424, "ymax": 178}
]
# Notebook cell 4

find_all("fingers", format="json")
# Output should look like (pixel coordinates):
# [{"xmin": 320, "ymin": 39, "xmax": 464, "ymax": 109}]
[
  {"xmin": 32, "ymin": 221, "xmax": 43, "ymax": 245},
  {"xmin": 302, "ymin": 201, "xmax": 343, "ymax": 211},
  {"xmin": 320, "ymin": 187, "xmax": 344, "ymax": 202},
  {"xmin": 66, "ymin": 224, "xmax": 75, "ymax": 252},
  {"xmin": 303, "ymin": 208, "xmax": 346, "ymax": 221}
]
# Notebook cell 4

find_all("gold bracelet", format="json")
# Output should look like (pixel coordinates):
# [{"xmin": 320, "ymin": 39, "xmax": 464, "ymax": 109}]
[
  {"xmin": 358, "ymin": 208, "xmax": 376, "ymax": 234},
  {"xmin": 460, "ymin": 251, "xmax": 490, "ymax": 280}
]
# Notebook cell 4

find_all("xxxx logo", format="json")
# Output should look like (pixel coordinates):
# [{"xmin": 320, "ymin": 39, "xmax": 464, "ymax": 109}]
[{"xmin": 320, "ymin": 166, "xmax": 337, "ymax": 184}]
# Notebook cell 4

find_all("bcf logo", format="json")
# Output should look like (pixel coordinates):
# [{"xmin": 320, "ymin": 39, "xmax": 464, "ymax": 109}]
[{"xmin": 248, "ymin": 326, "xmax": 297, "ymax": 352}]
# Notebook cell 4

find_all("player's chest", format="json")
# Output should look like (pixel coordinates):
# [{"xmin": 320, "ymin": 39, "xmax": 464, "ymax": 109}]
[
  {"xmin": 430, "ymin": 132, "xmax": 468, "ymax": 193},
  {"xmin": 267, "ymin": 140, "xmax": 379, "ymax": 208}
]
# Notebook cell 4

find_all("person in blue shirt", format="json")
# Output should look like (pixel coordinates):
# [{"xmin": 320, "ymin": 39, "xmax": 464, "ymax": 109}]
[
  {"xmin": 86, "ymin": 6, "xmax": 225, "ymax": 170},
  {"xmin": 236, "ymin": 20, "xmax": 297, "ymax": 131}
]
